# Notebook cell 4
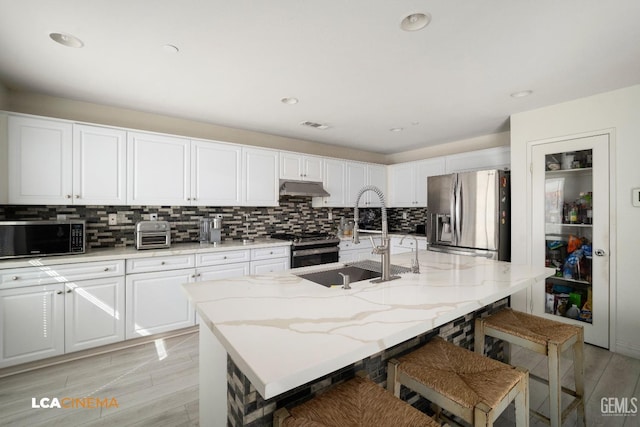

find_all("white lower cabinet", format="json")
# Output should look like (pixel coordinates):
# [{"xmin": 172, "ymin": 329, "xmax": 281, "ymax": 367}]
[
  {"xmin": 250, "ymin": 258, "xmax": 289, "ymax": 274},
  {"xmin": 125, "ymin": 269, "xmax": 196, "ymax": 339},
  {"xmin": 0, "ymin": 261, "xmax": 126, "ymax": 368},
  {"xmin": 0, "ymin": 284, "xmax": 65, "ymax": 368},
  {"xmin": 390, "ymin": 236, "xmax": 428, "ymax": 255}
]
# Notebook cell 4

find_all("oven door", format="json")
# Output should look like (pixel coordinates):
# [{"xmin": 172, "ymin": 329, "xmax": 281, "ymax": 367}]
[{"xmin": 291, "ymin": 246, "xmax": 339, "ymax": 268}]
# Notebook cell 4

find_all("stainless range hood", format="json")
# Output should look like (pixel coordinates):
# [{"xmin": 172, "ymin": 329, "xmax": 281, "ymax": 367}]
[{"xmin": 279, "ymin": 179, "xmax": 330, "ymax": 197}]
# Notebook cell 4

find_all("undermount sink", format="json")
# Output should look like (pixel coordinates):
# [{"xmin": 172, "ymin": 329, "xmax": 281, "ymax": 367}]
[
  {"xmin": 295, "ymin": 261, "xmax": 411, "ymax": 287},
  {"xmin": 296, "ymin": 266, "xmax": 380, "ymax": 287}
]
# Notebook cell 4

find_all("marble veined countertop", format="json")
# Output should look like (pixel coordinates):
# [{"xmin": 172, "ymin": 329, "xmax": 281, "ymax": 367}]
[
  {"xmin": 183, "ymin": 250, "xmax": 552, "ymax": 399},
  {"xmin": 0, "ymin": 239, "xmax": 291, "ymax": 269}
]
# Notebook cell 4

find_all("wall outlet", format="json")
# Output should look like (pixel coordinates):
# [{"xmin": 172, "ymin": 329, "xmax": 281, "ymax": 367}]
[
  {"xmin": 328, "ymin": 211, "xmax": 333, "ymax": 220},
  {"xmin": 402, "ymin": 212, "xmax": 408, "ymax": 220},
  {"xmin": 56, "ymin": 214, "xmax": 67, "ymax": 220},
  {"xmin": 108, "ymin": 213, "xmax": 117, "ymax": 225},
  {"xmin": 149, "ymin": 213, "xmax": 158, "ymax": 221}
]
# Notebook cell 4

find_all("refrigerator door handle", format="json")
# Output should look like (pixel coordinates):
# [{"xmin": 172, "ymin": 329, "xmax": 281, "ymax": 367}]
[
  {"xmin": 455, "ymin": 176, "xmax": 462, "ymax": 244},
  {"xmin": 449, "ymin": 176, "xmax": 457, "ymax": 244}
]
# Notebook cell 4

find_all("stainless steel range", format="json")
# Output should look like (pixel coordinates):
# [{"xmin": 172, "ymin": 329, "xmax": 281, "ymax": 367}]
[{"xmin": 270, "ymin": 232, "xmax": 340, "ymax": 268}]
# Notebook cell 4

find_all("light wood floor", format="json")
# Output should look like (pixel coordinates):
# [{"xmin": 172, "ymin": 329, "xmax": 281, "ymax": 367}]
[{"xmin": 0, "ymin": 332, "xmax": 638, "ymax": 426}]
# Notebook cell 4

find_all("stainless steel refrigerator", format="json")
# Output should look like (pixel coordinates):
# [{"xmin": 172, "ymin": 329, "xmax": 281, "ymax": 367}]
[{"xmin": 426, "ymin": 169, "xmax": 510, "ymax": 261}]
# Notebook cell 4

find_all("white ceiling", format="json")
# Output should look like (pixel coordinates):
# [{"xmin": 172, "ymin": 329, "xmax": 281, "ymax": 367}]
[{"xmin": 1, "ymin": 1, "xmax": 639, "ymax": 154}]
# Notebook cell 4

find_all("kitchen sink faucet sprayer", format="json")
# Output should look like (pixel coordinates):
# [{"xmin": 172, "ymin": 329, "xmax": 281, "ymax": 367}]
[{"xmin": 353, "ymin": 186, "xmax": 399, "ymax": 283}]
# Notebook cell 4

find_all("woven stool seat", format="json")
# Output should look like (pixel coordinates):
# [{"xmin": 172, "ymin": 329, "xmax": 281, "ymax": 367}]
[
  {"xmin": 475, "ymin": 308, "xmax": 585, "ymax": 427},
  {"xmin": 479, "ymin": 308, "xmax": 581, "ymax": 347},
  {"xmin": 388, "ymin": 337, "xmax": 529, "ymax": 426},
  {"xmin": 274, "ymin": 374, "xmax": 439, "ymax": 427}
]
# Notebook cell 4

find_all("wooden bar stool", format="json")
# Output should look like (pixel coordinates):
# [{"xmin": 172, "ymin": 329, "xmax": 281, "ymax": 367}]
[
  {"xmin": 387, "ymin": 336, "xmax": 529, "ymax": 427},
  {"xmin": 274, "ymin": 372, "xmax": 440, "ymax": 427},
  {"xmin": 475, "ymin": 308, "xmax": 585, "ymax": 427}
]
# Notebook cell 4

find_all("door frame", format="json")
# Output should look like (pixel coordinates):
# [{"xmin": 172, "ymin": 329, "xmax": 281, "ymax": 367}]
[{"xmin": 525, "ymin": 128, "xmax": 617, "ymax": 350}]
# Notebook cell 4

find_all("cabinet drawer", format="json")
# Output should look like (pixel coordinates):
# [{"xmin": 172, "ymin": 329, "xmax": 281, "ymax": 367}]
[
  {"xmin": 126, "ymin": 255, "xmax": 195, "ymax": 274},
  {"xmin": 338, "ymin": 240, "xmax": 371, "ymax": 251},
  {"xmin": 1, "ymin": 260, "xmax": 125, "ymax": 289},
  {"xmin": 250, "ymin": 246, "xmax": 290, "ymax": 261},
  {"xmin": 196, "ymin": 250, "xmax": 251, "ymax": 267}
]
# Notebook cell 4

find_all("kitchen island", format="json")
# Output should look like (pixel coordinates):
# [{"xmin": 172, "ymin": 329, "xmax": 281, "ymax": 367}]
[{"xmin": 183, "ymin": 250, "xmax": 552, "ymax": 426}]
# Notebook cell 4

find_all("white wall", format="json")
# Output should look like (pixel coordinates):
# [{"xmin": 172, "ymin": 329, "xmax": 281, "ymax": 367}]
[
  {"xmin": 511, "ymin": 84, "xmax": 640, "ymax": 358},
  {"xmin": 0, "ymin": 83, "xmax": 8, "ymax": 110}
]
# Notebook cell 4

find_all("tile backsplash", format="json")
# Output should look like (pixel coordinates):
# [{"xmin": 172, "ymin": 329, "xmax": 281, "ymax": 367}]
[{"xmin": 0, "ymin": 199, "xmax": 428, "ymax": 249}]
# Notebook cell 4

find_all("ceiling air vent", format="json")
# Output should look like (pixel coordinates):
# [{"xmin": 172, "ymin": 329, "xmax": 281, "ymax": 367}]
[{"xmin": 300, "ymin": 121, "xmax": 329, "ymax": 130}]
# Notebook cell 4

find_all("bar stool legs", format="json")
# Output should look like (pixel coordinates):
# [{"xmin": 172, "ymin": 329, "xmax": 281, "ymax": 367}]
[{"xmin": 475, "ymin": 309, "xmax": 586, "ymax": 427}]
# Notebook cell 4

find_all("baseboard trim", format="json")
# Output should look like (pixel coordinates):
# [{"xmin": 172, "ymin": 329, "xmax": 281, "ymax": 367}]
[{"xmin": 614, "ymin": 341, "xmax": 640, "ymax": 360}]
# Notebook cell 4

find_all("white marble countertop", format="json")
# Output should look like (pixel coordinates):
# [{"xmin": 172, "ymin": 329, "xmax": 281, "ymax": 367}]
[
  {"xmin": 0, "ymin": 239, "xmax": 291, "ymax": 269},
  {"xmin": 184, "ymin": 250, "xmax": 552, "ymax": 399}
]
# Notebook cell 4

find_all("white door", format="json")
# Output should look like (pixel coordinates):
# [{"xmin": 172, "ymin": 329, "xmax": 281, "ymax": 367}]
[
  {"xmin": 302, "ymin": 156, "xmax": 323, "ymax": 182},
  {"xmin": 65, "ymin": 277, "xmax": 125, "ymax": 352},
  {"xmin": 8, "ymin": 116, "xmax": 73, "ymax": 204},
  {"xmin": 243, "ymin": 148, "xmax": 279, "ymax": 206},
  {"xmin": 366, "ymin": 164, "xmax": 387, "ymax": 207},
  {"xmin": 0, "ymin": 284, "xmax": 65, "ymax": 368},
  {"xmin": 531, "ymin": 134, "xmax": 610, "ymax": 348},
  {"xmin": 125, "ymin": 269, "xmax": 196, "ymax": 338},
  {"xmin": 127, "ymin": 131, "xmax": 191, "ymax": 205},
  {"xmin": 250, "ymin": 258, "xmax": 289, "ymax": 274},
  {"xmin": 191, "ymin": 140, "xmax": 242, "ymax": 206},
  {"xmin": 314, "ymin": 158, "xmax": 346, "ymax": 207},
  {"xmin": 280, "ymin": 152, "xmax": 303, "ymax": 180},
  {"xmin": 346, "ymin": 162, "xmax": 367, "ymax": 207},
  {"xmin": 73, "ymin": 124, "xmax": 127, "ymax": 205},
  {"xmin": 388, "ymin": 163, "xmax": 416, "ymax": 207}
]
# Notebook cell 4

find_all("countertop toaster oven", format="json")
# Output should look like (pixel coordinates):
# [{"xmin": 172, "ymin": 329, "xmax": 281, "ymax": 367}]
[{"xmin": 135, "ymin": 221, "xmax": 171, "ymax": 249}]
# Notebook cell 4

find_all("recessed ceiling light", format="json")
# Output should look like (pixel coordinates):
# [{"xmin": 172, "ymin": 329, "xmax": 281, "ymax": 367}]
[
  {"xmin": 162, "ymin": 44, "xmax": 180, "ymax": 53},
  {"xmin": 411, "ymin": 121, "xmax": 420, "ymax": 126},
  {"xmin": 281, "ymin": 97, "xmax": 299, "ymax": 105},
  {"xmin": 49, "ymin": 32, "xmax": 84, "ymax": 48},
  {"xmin": 510, "ymin": 90, "xmax": 533, "ymax": 98},
  {"xmin": 390, "ymin": 127, "xmax": 404, "ymax": 132},
  {"xmin": 400, "ymin": 13, "xmax": 431, "ymax": 31}
]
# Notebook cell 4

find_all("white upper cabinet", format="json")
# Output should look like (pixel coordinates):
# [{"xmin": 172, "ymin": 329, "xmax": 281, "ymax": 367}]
[
  {"xmin": 8, "ymin": 116, "xmax": 73, "ymax": 204},
  {"xmin": 280, "ymin": 152, "xmax": 323, "ymax": 182},
  {"xmin": 366, "ymin": 163, "xmax": 387, "ymax": 207},
  {"xmin": 444, "ymin": 146, "xmax": 510, "ymax": 173},
  {"xmin": 191, "ymin": 139, "xmax": 242, "ymax": 206},
  {"xmin": 73, "ymin": 124, "xmax": 127, "ymax": 205},
  {"xmin": 346, "ymin": 161, "xmax": 367, "ymax": 206},
  {"xmin": 243, "ymin": 147, "xmax": 279, "ymax": 206},
  {"xmin": 8, "ymin": 117, "xmax": 127, "ymax": 205},
  {"xmin": 388, "ymin": 158, "xmax": 445, "ymax": 207},
  {"xmin": 312, "ymin": 158, "xmax": 346, "ymax": 207},
  {"xmin": 127, "ymin": 131, "xmax": 191, "ymax": 205}
]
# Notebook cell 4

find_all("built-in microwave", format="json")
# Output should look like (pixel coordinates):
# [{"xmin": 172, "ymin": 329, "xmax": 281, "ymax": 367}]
[{"xmin": 0, "ymin": 220, "xmax": 86, "ymax": 259}]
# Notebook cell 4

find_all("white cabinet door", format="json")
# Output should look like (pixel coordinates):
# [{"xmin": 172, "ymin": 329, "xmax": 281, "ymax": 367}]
[
  {"xmin": 250, "ymin": 258, "xmax": 289, "ymax": 274},
  {"xmin": 127, "ymin": 131, "xmax": 191, "ymax": 205},
  {"xmin": 346, "ymin": 162, "xmax": 367, "ymax": 207},
  {"xmin": 416, "ymin": 158, "xmax": 446, "ymax": 206},
  {"xmin": 388, "ymin": 163, "xmax": 416, "ymax": 207},
  {"xmin": 125, "ymin": 269, "xmax": 196, "ymax": 338},
  {"xmin": 313, "ymin": 158, "xmax": 346, "ymax": 207},
  {"xmin": 8, "ymin": 116, "xmax": 73, "ymax": 204},
  {"xmin": 65, "ymin": 277, "xmax": 125, "ymax": 352},
  {"xmin": 191, "ymin": 140, "xmax": 242, "ymax": 206},
  {"xmin": 280, "ymin": 153, "xmax": 323, "ymax": 182},
  {"xmin": 243, "ymin": 147, "xmax": 279, "ymax": 206},
  {"xmin": 366, "ymin": 164, "xmax": 387, "ymax": 207},
  {"xmin": 73, "ymin": 124, "xmax": 127, "ymax": 205},
  {"xmin": 0, "ymin": 284, "xmax": 65, "ymax": 368}
]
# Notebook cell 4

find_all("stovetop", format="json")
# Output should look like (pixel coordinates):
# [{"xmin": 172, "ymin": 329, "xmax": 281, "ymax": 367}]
[{"xmin": 270, "ymin": 232, "xmax": 338, "ymax": 245}]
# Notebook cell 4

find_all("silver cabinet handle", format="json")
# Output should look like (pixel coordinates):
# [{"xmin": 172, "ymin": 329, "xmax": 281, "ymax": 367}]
[
  {"xmin": 56, "ymin": 291, "xmax": 63, "ymax": 295},
  {"xmin": 223, "ymin": 256, "xmax": 227, "ymax": 259},
  {"xmin": 66, "ymin": 195, "xmax": 72, "ymax": 199},
  {"xmin": 104, "ymin": 267, "xmax": 109, "ymax": 271},
  {"xmin": 12, "ymin": 276, "xmax": 18, "ymax": 280},
  {"xmin": 75, "ymin": 195, "xmax": 80, "ymax": 199},
  {"xmin": 595, "ymin": 249, "xmax": 606, "ymax": 256},
  {"xmin": 161, "ymin": 261, "xmax": 166, "ymax": 265},
  {"xmin": 66, "ymin": 289, "xmax": 72, "ymax": 293}
]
